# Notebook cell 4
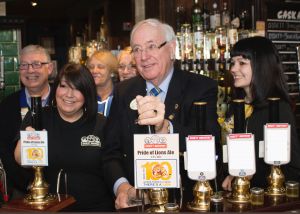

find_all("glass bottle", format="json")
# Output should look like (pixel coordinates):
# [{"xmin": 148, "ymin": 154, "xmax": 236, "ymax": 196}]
[
  {"xmin": 175, "ymin": 6, "xmax": 185, "ymax": 60},
  {"xmin": 181, "ymin": 23, "xmax": 193, "ymax": 63},
  {"xmin": 202, "ymin": 0, "xmax": 210, "ymax": 32},
  {"xmin": 221, "ymin": 2, "xmax": 231, "ymax": 28},
  {"xmin": 0, "ymin": 50, "xmax": 4, "ymax": 90},
  {"xmin": 192, "ymin": 0, "xmax": 203, "ymax": 31},
  {"xmin": 192, "ymin": 0, "xmax": 204, "ymax": 64},
  {"xmin": 238, "ymin": 11, "xmax": 249, "ymax": 40},
  {"xmin": 250, "ymin": 187, "xmax": 264, "ymax": 206},
  {"xmin": 210, "ymin": 2, "xmax": 221, "ymax": 31}
]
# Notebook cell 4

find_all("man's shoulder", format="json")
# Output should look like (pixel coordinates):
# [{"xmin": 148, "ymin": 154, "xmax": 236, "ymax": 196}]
[
  {"xmin": 115, "ymin": 76, "xmax": 144, "ymax": 94},
  {"xmin": 0, "ymin": 90, "xmax": 21, "ymax": 107}
]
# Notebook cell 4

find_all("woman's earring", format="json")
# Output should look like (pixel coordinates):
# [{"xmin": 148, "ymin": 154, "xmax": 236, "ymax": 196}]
[{"xmin": 51, "ymin": 99, "xmax": 56, "ymax": 107}]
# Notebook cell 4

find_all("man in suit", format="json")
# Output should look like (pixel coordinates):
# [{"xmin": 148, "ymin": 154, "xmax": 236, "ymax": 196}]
[
  {"xmin": 103, "ymin": 19, "xmax": 222, "ymax": 209},
  {"xmin": 0, "ymin": 45, "xmax": 54, "ymax": 199}
]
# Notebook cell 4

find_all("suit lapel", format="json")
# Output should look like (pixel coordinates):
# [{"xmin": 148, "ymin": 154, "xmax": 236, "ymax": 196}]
[
  {"xmin": 127, "ymin": 76, "xmax": 147, "ymax": 134},
  {"xmin": 164, "ymin": 69, "xmax": 188, "ymax": 123}
]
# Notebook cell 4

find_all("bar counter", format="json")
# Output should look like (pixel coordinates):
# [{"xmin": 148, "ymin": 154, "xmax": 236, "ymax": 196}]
[
  {"xmin": 0, "ymin": 194, "xmax": 75, "ymax": 212},
  {"xmin": 120, "ymin": 192, "xmax": 300, "ymax": 212}
]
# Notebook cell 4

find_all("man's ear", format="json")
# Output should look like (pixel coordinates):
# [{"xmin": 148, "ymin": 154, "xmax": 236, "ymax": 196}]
[{"xmin": 47, "ymin": 61, "xmax": 54, "ymax": 76}]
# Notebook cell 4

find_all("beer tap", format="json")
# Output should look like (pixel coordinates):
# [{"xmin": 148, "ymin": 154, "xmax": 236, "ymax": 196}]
[
  {"xmin": 228, "ymin": 99, "xmax": 251, "ymax": 204},
  {"xmin": 265, "ymin": 98, "xmax": 286, "ymax": 196},
  {"xmin": 186, "ymin": 102, "xmax": 214, "ymax": 211},
  {"xmin": 24, "ymin": 96, "xmax": 57, "ymax": 205}
]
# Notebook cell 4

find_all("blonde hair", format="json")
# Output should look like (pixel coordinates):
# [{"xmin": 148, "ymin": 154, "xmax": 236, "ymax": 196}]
[
  {"xmin": 20, "ymin": 44, "xmax": 51, "ymax": 62},
  {"xmin": 130, "ymin": 18, "xmax": 176, "ymax": 46},
  {"xmin": 88, "ymin": 50, "xmax": 118, "ymax": 74},
  {"xmin": 117, "ymin": 46, "xmax": 135, "ymax": 63}
]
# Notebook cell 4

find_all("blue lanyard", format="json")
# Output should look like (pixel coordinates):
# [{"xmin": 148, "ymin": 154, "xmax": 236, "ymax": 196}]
[{"xmin": 19, "ymin": 88, "xmax": 29, "ymax": 108}]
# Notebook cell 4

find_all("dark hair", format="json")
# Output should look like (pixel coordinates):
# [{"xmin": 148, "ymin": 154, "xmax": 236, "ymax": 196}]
[
  {"xmin": 53, "ymin": 63, "xmax": 98, "ymax": 121},
  {"xmin": 230, "ymin": 36, "xmax": 289, "ymax": 107}
]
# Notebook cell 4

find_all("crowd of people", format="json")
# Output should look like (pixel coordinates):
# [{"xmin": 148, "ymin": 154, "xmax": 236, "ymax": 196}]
[{"xmin": 0, "ymin": 18, "xmax": 299, "ymax": 211}]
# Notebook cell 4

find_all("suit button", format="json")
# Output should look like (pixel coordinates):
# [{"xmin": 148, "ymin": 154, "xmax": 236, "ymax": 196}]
[{"xmin": 123, "ymin": 154, "xmax": 127, "ymax": 158}]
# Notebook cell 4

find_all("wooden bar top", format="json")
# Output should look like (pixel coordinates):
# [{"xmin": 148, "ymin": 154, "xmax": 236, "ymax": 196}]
[
  {"xmin": 119, "ymin": 192, "xmax": 300, "ymax": 212},
  {"xmin": 0, "ymin": 194, "xmax": 75, "ymax": 212}
]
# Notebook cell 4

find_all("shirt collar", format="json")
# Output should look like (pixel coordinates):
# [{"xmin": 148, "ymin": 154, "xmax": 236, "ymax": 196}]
[
  {"xmin": 25, "ymin": 84, "xmax": 51, "ymax": 107},
  {"xmin": 146, "ymin": 67, "xmax": 174, "ymax": 94}
]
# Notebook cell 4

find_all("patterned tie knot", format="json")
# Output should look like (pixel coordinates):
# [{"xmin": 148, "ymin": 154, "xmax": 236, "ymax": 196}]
[{"xmin": 149, "ymin": 87, "xmax": 161, "ymax": 96}]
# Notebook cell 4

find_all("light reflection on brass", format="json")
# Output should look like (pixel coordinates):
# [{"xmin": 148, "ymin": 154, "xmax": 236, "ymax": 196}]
[
  {"xmin": 147, "ymin": 188, "xmax": 169, "ymax": 212},
  {"xmin": 228, "ymin": 177, "xmax": 250, "ymax": 203},
  {"xmin": 187, "ymin": 181, "xmax": 213, "ymax": 211},
  {"xmin": 266, "ymin": 194, "xmax": 284, "ymax": 206},
  {"xmin": 24, "ymin": 166, "xmax": 57, "ymax": 205},
  {"xmin": 231, "ymin": 201, "xmax": 249, "ymax": 212},
  {"xmin": 266, "ymin": 165, "xmax": 286, "ymax": 196}
]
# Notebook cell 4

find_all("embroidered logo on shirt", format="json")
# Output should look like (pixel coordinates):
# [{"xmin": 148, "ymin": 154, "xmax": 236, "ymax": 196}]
[{"xmin": 81, "ymin": 135, "xmax": 101, "ymax": 147}]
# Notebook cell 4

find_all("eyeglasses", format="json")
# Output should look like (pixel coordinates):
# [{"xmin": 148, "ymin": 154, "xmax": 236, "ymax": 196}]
[
  {"xmin": 118, "ymin": 64, "xmax": 137, "ymax": 70},
  {"xmin": 132, "ymin": 41, "xmax": 167, "ymax": 57},
  {"xmin": 87, "ymin": 64, "xmax": 106, "ymax": 70},
  {"xmin": 19, "ymin": 61, "xmax": 50, "ymax": 70}
]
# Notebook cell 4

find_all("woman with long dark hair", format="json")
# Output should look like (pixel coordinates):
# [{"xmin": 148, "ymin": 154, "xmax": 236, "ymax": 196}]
[
  {"xmin": 14, "ymin": 63, "xmax": 114, "ymax": 211},
  {"xmin": 222, "ymin": 36, "xmax": 300, "ymax": 190}
]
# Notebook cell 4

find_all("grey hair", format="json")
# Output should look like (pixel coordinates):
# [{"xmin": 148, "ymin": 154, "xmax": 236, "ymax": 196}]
[
  {"xmin": 20, "ymin": 45, "xmax": 51, "ymax": 62},
  {"xmin": 130, "ymin": 18, "xmax": 176, "ymax": 46}
]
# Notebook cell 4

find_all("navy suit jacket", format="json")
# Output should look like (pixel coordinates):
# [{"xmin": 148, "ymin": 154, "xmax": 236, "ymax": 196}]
[{"xmin": 103, "ymin": 69, "xmax": 223, "ymax": 200}]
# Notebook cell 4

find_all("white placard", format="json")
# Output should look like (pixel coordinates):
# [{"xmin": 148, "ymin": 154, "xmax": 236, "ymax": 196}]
[
  {"xmin": 227, "ymin": 133, "xmax": 256, "ymax": 177},
  {"xmin": 185, "ymin": 135, "xmax": 216, "ymax": 181},
  {"xmin": 264, "ymin": 123, "xmax": 290, "ymax": 165},
  {"xmin": 20, "ymin": 130, "xmax": 48, "ymax": 166},
  {"xmin": 134, "ymin": 134, "xmax": 179, "ymax": 189}
]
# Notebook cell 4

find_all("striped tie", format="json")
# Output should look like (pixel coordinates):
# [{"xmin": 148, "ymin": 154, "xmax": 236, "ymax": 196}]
[{"xmin": 149, "ymin": 87, "xmax": 161, "ymax": 96}]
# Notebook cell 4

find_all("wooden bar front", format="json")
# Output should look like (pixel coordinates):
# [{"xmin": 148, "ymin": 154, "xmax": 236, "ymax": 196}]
[
  {"xmin": 0, "ymin": 194, "xmax": 75, "ymax": 212},
  {"xmin": 120, "ymin": 192, "xmax": 300, "ymax": 212}
]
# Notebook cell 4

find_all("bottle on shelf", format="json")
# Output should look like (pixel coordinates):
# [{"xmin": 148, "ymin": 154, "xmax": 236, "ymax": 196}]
[
  {"xmin": 238, "ymin": 10, "xmax": 250, "ymax": 40},
  {"xmin": 192, "ymin": 0, "xmax": 204, "ymax": 66},
  {"xmin": 181, "ymin": 23, "xmax": 193, "ymax": 66},
  {"xmin": 210, "ymin": 2, "xmax": 221, "ymax": 32},
  {"xmin": 221, "ymin": 2, "xmax": 231, "ymax": 28},
  {"xmin": 175, "ymin": 6, "xmax": 185, "ymax": 60},
  {"xmin": 202, "ymin": 0, "xmax": 210, "ymax": 32},
  {"xmin": 0, "ymin": 50, "xmax": 4, "ymax": 90}
]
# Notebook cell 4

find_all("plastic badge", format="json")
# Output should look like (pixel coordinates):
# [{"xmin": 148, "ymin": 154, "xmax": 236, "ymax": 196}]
[
  {"xmin": 227, "ymin": 133, "xmax": 256, "ymax": 177},
  {"xmin": 185, "ymin": 135, "xmax": 216, "ymax": 181},
  {"xmin": 20, "ymin": 130, "xmax": 48, "ymax": 166},
  {"xmin": 264, "ymin": 123, "xmax": 290, "ymax": 165},
  {"xmin": 133, "ymin": 133, "xmax": 180, "ymax": 189}
]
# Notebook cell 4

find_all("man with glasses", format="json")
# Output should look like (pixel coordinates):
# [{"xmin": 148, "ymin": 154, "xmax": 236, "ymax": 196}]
[
  {"xmin": 0, "ymin": 44, "xmax": 54, "ymax": 198},
  {"xmin": 103, "ymin": 19, "xmax": 223, "ymax": 209}
]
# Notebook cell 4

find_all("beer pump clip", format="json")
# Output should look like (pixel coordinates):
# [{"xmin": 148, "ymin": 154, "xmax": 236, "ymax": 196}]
[
  {"xmin": 185, "ymin": 135, "xmax": 216, "ymax": 211},
  {"xmin": 226, "ymin": 133, "xmax": 256, "ymax": 203}
]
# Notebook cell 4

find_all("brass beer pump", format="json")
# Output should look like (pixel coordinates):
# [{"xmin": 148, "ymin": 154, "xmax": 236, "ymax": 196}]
[
  {"xmin": 228, "ymin": 99, "xmax": 251, "ymax": 203},
  {"xmin": 265, "ymin": 98, "xmax": 286, "ymax": 196},
  {"xmin": 147, "ymin": 188, "xmax": 169, "ymax": 212},
  {"xmin": 146, "ymin": 125, "xmax": 171, "ymax": 213},
  {"xmin": 187, "ymin": 102, "xmax": 213, "ymax": 211},
  {"xmin": 24, "ymin": 96, "xmax": 57, "ymax": 205}
]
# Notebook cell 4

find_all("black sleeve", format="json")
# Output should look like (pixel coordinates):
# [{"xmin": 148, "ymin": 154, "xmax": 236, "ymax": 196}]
[
  {"xmin": 280, "ymin": 102, "xmax": 300, "ymax": 181},
  {"xmin": 102, "ymin": 87, "xmax": 126, "ymax": 193}
]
